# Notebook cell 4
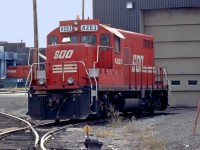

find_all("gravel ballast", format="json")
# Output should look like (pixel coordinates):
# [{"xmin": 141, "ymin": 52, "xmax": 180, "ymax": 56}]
[{"xmin": 0, "ymin": 93, "xmax": 200, "ymax": 149}]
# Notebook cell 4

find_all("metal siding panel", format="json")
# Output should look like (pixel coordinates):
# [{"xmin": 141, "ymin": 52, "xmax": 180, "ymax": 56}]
[
  {"xmin": 144, "ymin": 8, "xmax": 200, "ymax": 26},
  {"xmin": 170, "ymin": 92, "xmax": 200, "ymax": 107},
  {"xmin": 155, "ymin": 41, "xmax": 200, "ymax": 58},
  {"xmin": 169, "ymin": 75, "xmax": 200, "ymax": 92},
  {"xmin": 93, "ymin": 0, "xmax": 139, "ymax": 32},
  {"xmin": 139, "ymin": 0, "xmax": 200, "ymax": 9},
  {"xmin": 93, "ymin": 0, "xmax": 200, "ymax": 32},
  {"xmin": 155, "ymin": 58, "xmax": 200, "ymax": 75},
  {"xmin": 145, "ymin": 25, "xmax": 200, "ymax": 42}
]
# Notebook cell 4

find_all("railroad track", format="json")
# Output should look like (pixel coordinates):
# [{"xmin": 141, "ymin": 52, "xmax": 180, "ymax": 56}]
[
  {"xmin": 40, "ymin": 123, "xmax": 81, "ymax": 150},
  {"xmin": 41, "ymin": 119, "xmax": 106, "ymax": 150},
  {"xmin": 0, "ymin": 112, "xmax": 39, "ymax": 149},
  {"xmin": 0, "ymin": 112, "xmax": 66, "ymax": 149},
  {"xmin": 0, "ymin": 112, "xmax": 105, "ymax": 149}
]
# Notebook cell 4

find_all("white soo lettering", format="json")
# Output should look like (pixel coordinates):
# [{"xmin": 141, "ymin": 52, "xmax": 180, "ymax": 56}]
[
  {"xmin": 132, "ymin": 55, "xmax": 144, "ymax": 72},
  {"xmin": 54, "ymin": 50, "xmax": 74, "ymax": 59}
]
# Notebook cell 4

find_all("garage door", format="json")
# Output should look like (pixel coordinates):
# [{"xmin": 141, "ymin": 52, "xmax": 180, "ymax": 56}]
[{"xmin": 143, "ymin": 8, "xmax": 200, "ymax": 107}]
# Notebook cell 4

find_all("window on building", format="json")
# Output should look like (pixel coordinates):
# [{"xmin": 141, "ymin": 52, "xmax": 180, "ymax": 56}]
[
  {"xmin": 62, "ymin": 36, "xmax": 78, "ymax": 43},
  {"xmin": 100, "ymin": 33, "xmax": 110, "ymax": 50},
  {"xmin": 115, "ymin": 36, "xmax": 120, "ymax": 53},
  {"xmin": 171, "ymin": 80, "xmax": 180, "ymax": 85},
  {"xmin": 48, "ymin": 35, "xmax": 58, "ymax": 45},
  {"xmin": 81, "ymin": 35, "xmax": 97, "ymax": 45},
  {"xmin": 188, "ymin": 80, "xmax": 197, "ymax": 85},
  {"xmin": 126, "ymin": 2, "xmax": 133, "ymax": 9}
]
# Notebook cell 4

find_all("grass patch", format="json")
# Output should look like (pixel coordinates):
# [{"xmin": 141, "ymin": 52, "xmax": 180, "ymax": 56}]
[
  {"xmin": 125, "ymin": 122, "xmax": 166, "ymax": 150},
  {"xmin": 143, "ymin": 136, "xmax": 166, "ymax": 150},
  {"xmin": 126, "ymin": 121, "xmax": 141, "ymax": 134},
  {"xmin": 107, "ymin": 110, "xmax": 124, "ymax": 127},
  {"xmin": 96, "ymin": 130, "xmax": 114, "ymax": 138}
]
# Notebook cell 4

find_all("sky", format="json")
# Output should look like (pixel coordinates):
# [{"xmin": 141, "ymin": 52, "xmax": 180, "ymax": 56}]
[{"xmin": 0, "ymin": 0, "xmax": 92, "ymax": 48}]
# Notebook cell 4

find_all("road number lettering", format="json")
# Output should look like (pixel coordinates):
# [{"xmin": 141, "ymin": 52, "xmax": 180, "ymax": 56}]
[{"xmin": 115, "ymin": 58, "xmax": 122, "ymax": 64}]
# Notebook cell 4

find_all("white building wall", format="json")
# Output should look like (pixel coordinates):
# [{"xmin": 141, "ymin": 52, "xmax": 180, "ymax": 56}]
[{"xmin": 144, "ymin": 8, "xmax": 200, "ymax": 107}]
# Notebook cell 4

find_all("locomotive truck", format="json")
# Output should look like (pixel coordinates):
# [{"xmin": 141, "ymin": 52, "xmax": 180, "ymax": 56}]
[{"xmin": 27, "ymin": 19, "xmax": 169, "ymax": 120}]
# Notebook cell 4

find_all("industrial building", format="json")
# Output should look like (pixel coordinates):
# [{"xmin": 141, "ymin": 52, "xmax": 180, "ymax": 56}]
[
  {"xmin": 0, "ymin": 41, "xmax": 46, "ymax": 88},
  {"xmin": 0, "ymin": 42, "xmax": 29, "ymax": 87},
  {"xmin": 93, "ymin": 0, "xmax": 200, "ymax": 107}
]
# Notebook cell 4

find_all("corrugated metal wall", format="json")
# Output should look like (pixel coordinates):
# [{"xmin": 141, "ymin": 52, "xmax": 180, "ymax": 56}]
[{"xmin": 93, "ymin": 0, "xmax": 200, "ymax": 32}]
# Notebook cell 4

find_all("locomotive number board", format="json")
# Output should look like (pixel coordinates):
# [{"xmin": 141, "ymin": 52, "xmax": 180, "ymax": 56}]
[
  {"xmin": 81, "ymin": 25, "xmax": 98, "ymax": 32},
  {"xmin": 60, "ymin": 26, "xmax": 73, "ymax": 32},
  {"xmin": 60, "ymin": 24, "xmax": 98, "ymax": 32}
]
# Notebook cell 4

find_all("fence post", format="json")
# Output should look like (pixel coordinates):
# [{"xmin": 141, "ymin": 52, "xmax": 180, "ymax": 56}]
[{"xmin": 193, "ymin": 100, "xmax": 200, "ymax": 135}]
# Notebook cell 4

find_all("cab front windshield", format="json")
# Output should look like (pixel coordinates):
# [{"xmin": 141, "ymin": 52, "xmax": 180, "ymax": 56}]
[
  {"xmin": 62, "ymin": 36, "xmax": 78, "ymax": 43},
  {"xmin": 61, "ymin": 35, "xmax": 97, "ymax": 45},
  {"xmin": 80, "ymin": 35, "xmax": 97, "ymax": 45}
]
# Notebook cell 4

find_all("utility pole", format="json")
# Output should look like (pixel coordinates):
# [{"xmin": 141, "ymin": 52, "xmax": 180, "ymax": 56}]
[
  {"xmin": 33, "ymin": 0, "xmax": 39, "ymax": 68},
  {"xmin": 82, "ymin": 0, "xmax": 84, "ymax": 20}
]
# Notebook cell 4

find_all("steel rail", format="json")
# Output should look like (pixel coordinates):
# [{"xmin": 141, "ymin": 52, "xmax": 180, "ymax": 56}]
[
  {"xmin": 40, "ymin": 124, "xmax": 73, "ymax": 150},
  {"xmin": 40, "ymin": 123, "xmax": 86, "ymax": 150},
  {"xmin": 0, "ymin": 127, "xmax": 29, "ymax": 137},
  {"xmin": 0, "ymin": 112, "xmax": 40, "ymax": 148}
]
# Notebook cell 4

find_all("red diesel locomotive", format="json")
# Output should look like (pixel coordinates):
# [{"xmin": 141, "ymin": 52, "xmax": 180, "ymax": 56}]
[{"xmin": 27, "ymin": 19, "xmax": 169, "ymax": 120}]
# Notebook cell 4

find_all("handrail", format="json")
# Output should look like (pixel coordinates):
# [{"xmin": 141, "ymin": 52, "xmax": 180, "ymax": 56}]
[
  {"xmin": 25, "ymin": 67, "xmax": 32, "ymax": 93},
  {"xmin": 124, "ymin": 64, "xmax": 167, "ymax": 89},
  {"xmin": 93, "ymin": 45, "xmax": 113, "ymax": 102},
  {"xmin": 25, "ymin": 62, "xmax": 46, "ymax": 92},
  {"xmin": 25, "ymin": 61, "xmax": 94, "ymax": 106},
  {"xmin": 163, "ymin": 67, "xmax": 171, "ymax": 100}
]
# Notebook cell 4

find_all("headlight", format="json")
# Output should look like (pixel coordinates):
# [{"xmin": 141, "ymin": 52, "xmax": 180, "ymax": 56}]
[
  {"xmin": 38, "ymin": 78, "xmax": 45, "ymax": 85},
  {"xmin": 74, "ymin": 27, "xmax": 78, "ymax": 31},
  {"xmin": 67, "ymin": 78, "xmax": 74, "ymax": 85}
]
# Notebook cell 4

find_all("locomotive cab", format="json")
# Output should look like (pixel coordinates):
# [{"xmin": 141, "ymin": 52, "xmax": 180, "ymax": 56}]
[{"xmin": 27, "ymin": 19, "xmax": 169, "ymax": 120}]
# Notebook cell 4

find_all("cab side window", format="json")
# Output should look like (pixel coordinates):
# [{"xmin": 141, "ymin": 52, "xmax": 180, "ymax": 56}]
[
  {"xmin": 115, "ymin": 36, "xmax": 120, "ymax": 53},
  {"xmin": 48, "ymin": 35, "xmax": 58, "ymax": 45},
  {"xmin": 100, "ymin": 33, "xmax": 110, "ymax": 50}
]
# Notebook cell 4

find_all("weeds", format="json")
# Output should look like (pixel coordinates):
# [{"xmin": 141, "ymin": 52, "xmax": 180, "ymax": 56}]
[
  {"xmin": 103, "ymin": 110, "xmax": 166, "ymax": 149},
  {"xmin": 126, "ymin": 121, "xmax": 141, "ymax": 134},
  {"xmin": 143, "ymin": 136, "xmax": 166, "ymax": 150},
  {"xmin": 125, "ymin": 122, "xmax": 166, "ymax": 150},
  {"xmin": 107, "ymin": 110, "xmax": 124, "ymax": 127},
  {"xmin": 96, "ymin": 130, "xmax": 114, "ymax": 138}
]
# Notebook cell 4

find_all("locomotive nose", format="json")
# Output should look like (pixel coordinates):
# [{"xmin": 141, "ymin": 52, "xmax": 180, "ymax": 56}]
[{"xmin": 45, "ymin": 44, "xmax": 96, "ymax": 89}]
